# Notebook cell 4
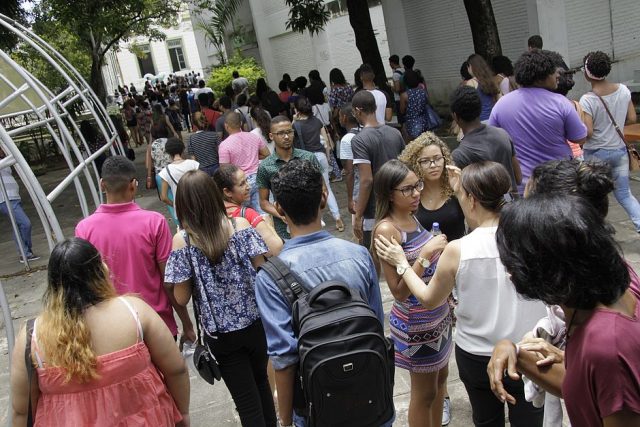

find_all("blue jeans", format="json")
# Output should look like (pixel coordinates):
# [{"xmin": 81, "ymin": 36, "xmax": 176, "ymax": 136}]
[
  {"xmin": 245, "ymin": 173, "xmax": 264, "ymax": 215},
  {"xmin": 584, "ymin": 147, "xmax": 640, "ymax": 231},
  {"xmin": 200, "ymin": 163, "xmax": 219, "ymax": 177},
  {"xmin": 0, "ymin": 199, "xmax": 33, "ymax": 257},
  {"xmin": 313, "ymin": 152, "xmax": 341, "ymax": 220}
]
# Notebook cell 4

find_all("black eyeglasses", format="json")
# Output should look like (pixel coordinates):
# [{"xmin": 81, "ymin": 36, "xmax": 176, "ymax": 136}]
[
  {"xmin": 418, "ymin": 156, "xmax": 445, "ymax": 167},
  {"xmin": 273, "ymin": 129, "xmax": 294, "ymax": 137},
  {"xmin": 394, "ymin": 180, "xmax": 424, "ymax": 197}
]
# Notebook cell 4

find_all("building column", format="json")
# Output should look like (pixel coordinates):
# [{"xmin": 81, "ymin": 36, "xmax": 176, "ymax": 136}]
[
  {"xmin": 526, "ymin": 0, "xmax": 570, "ymax": 62},
  {"xmin": 380, "ymin": 0, "xmax": 410, "ymax": 58}
]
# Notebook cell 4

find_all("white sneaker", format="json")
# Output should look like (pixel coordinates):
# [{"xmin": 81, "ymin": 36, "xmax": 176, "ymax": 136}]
[{"xmin": 442, "ymin": 397, "xmax": 451, "ymax": 426}]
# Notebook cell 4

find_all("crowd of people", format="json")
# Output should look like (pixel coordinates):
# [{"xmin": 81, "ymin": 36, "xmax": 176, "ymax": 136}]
[{"xmin": 7, "ymin": 33, "xmax": 640, "ymax": 427}]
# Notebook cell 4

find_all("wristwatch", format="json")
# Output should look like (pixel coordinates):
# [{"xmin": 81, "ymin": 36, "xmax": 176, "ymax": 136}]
[
  {"xmin": 417, "ymin": 256, "xmax": 431, "ymax": 269},
  {"xmin": 396, "ymin": 262, "xmax": 411, "ymax": 276}
]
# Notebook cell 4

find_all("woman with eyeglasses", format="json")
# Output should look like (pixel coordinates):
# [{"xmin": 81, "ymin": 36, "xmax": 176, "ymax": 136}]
[
  {"xmin": 375, "ymin": 161, "xmax": 547, "ymax": 427},
  {"xmin": 372, "ymin": 159, "xmax": 450, "ymax": 427},
  {"xmin": 399, "ymin": 132, "xmax": 466, "ymax": 241}
]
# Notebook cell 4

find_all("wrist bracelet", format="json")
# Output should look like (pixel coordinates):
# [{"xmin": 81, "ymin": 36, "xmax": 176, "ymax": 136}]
[
  {"xmin": 515, "ymin": 343, "xmax": 521, "ymax": 356},
  {"xmin": 278, "ymin": 420, "xmax": 293, "ymax": 427}
]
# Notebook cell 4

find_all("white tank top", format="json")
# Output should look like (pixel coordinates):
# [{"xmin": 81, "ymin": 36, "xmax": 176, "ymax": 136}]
[{"xmin": 454, "ymin": 226, "xmax": 546, "ymax": 356}]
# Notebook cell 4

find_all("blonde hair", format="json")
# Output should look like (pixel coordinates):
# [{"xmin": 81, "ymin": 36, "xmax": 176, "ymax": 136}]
[
  {"xmin": 39, "ymin": 238, "xmax": 117, "ymax": 383},
  {"xmin": 398, "ymin": 132, "xmax": 454, "ymax": 199}
]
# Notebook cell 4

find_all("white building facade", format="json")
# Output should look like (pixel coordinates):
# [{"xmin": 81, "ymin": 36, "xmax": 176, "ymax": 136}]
[
  {"xmin": 381, "ymin": 0, "xmax": 640, "ymax": 103},
  {"xmin": 101, "ymin": 7, "xmax": 215, "ymax": 94}
]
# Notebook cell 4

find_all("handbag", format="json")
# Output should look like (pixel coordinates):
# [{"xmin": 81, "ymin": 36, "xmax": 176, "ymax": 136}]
[
  {"xmin": 594, "ymin": 93, "xmax": 640, "ymax": 171},
  {"xmin": 423, "ymin": 89, "xmax": 442, "ymax": 131},
  {"xmin": 183, "ymin": 232, "xmax": 222, "ymax": 385}
]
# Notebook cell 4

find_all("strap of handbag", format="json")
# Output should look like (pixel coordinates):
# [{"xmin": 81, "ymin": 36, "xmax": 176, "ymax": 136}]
[
  {"xmin": 314, "ymin": 105, "xmax": 335, "ymax": 149},
  {"xmin": 593, "ymin": 93, "xmax": 629, "ymax": 147},
  {"xmin": 25, "ymin": 318, "xmax": 35, "ymax": 427},
  {"xmin": 182, "ymin": 231, "xmax": 218, "ymax": 344},
  {"xmin": 165, "ymin": 164, "xmax": 179, "ymax": 187},
  {"xmin": 293, "ymin": 120, "xmax": 306, "ymax": 150}
]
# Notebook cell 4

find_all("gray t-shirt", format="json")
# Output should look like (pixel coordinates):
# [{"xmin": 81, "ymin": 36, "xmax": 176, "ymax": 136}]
[
  {"xmin": 351, "ymin": 124, "xmax": 405, "ymax": 219},
  {"xmin": 580, "ymin": 84, "xmax": 631, "ymax": 150},
  {"xmin": 294, "ymin": 116, "xmax": 324, "ymax": 153},
  {"xmin": 452, "ymin": 124, "xmax": 518, "ymax": 193}
]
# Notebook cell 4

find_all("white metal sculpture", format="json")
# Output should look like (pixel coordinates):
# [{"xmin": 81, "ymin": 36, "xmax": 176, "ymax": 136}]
[{"xmin": 0, "ymin": 12, "xmax": 125, "ymax": 269}]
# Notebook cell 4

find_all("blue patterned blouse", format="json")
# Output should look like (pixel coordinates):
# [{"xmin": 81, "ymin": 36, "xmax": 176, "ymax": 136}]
[{"xmin": 164, "ymin": 228, "xmax": 267, "ymax": 335}]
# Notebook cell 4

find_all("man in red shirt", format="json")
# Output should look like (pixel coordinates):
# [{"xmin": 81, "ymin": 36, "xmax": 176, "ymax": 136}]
[{"xmin": 198, "ymin": 92, "xmax": 221, "ymax": 132}]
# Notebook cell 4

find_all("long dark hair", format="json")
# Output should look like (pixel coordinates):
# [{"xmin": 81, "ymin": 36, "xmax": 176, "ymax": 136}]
[
  {"xmin": 42, "ymin": 238, "xmax": 116, "ymax": 382},
  {"xmin": 374, "ymin": 159, "xmax": 412, "ymax": 223},
  {"xmin": 497, "ymin": 195, "xmax": 630, "ymax": 309},
  {"xmin": 175, "ymin": 170, "xmax": 229, "ymax": 263}
]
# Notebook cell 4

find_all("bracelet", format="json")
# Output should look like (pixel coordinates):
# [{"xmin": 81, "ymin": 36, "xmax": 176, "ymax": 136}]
[
  {"xmin": 515, "ymin": 343, "xmax": 521, "ymax": 356},
  {"xmin": 278, "ymin": 420, "xmax": 293, "ymax": 427}
]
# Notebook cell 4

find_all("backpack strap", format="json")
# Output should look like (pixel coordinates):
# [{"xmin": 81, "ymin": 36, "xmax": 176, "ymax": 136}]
[
  {"xmin": 25, "ymin": 318, "xmax": 35, "ymax": 427},
  {"xmin": 240, "ymin": 207, "xmax": 247, "ymax": 219},
  {"xmin": 260, "ymin": 256, "xmax": 308, "ymax": 306}
]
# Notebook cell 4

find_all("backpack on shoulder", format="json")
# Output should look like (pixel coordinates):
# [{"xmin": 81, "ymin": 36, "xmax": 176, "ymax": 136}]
[{"xmin": 261, "ymin": 257, "xmax": 395, "ymax": 427}]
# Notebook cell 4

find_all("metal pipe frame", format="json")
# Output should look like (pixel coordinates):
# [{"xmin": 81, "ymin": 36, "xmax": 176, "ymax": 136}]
[
  {"xmin": 0, "ymin": 51, "xmax": 92, "ymax": 216},
  {"xmin": 0, "ymin": 164, "xmax": 30, "ymax": 269}
]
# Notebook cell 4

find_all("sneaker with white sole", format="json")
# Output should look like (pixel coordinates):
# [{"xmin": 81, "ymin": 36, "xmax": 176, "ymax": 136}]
[
  {"xmin": 442, "ymin": 396, "xmax": 451, "ymax": 426},
  {"xmin": 19, "ymin": 254, "xmax": 41, "ymax": 263}
]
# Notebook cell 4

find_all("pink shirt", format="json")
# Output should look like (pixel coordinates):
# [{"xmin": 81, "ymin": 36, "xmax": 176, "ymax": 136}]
[
  {"xmin": 75, "ymin": 202, "xmax": 176, "ymax": 335},
  {"xmin": 218, "ymin": 131, "xmax": 266, "ymax": 175},
  {"xmin": 562, "ymin": 268, "xmax": 640, "ymax": 426}
]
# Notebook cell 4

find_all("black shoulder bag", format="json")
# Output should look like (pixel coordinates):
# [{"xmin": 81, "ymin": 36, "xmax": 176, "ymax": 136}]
[
  {"xmin": 183, "ymin": 232, "xmax": 222, "ymax": 385},
  {"xmin": 25, "ymin": 318, "xmax": 36, "ymax": 427}
]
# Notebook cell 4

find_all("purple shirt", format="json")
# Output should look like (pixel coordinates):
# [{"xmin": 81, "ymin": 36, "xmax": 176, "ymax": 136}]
[
  {"xmin": 488, "ymin": 88, "xmax": 586, "ymax": 192},
  {"xmin": 562, "ymin": 268, "xmax": 640, "ymax": 426}
]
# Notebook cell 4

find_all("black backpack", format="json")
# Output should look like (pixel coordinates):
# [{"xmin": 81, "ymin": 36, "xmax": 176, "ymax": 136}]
[{"xmin": 260, "ymin": 257, "xmax": 395, "ymax": 427}]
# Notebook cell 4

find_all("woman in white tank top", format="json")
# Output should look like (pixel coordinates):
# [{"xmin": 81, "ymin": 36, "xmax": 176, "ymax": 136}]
[{"xmin": 375, "ymin": 161, "xmax": 546, "ymax": 426}]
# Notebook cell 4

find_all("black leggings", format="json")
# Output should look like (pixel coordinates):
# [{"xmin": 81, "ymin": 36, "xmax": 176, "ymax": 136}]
[
  {"xmin": 205, "ymin": 320, "xmax": 277, "ymax": 427},
  {"xmin": 455, "ymin": 345, "xmax": 543, "ymax": 427}
]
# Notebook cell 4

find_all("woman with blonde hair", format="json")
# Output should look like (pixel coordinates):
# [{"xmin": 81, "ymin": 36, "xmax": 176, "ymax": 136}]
[
  {"xmin": 372, "ymin": 159, "xmax": 450, "ymax": 427},
  {"xmin": 165, "ymin": 170, "xmax": 277, "ymax": 427},
  {"xmin": 399, "ymin": 132, "xmax": 466, "ymax": 240},
  {"xmin": 10, "ymin": 238, "xmax": 189, "ymax": 426}
]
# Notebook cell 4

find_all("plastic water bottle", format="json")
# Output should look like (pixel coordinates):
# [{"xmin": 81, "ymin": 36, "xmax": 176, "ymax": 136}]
[
  {"xmin": 431, "ymin": 222, "xmax": 442, "ymax": 236},
  {"xmin": 181, "ymin": 340, "xmax": 197, "ymax": 372}
]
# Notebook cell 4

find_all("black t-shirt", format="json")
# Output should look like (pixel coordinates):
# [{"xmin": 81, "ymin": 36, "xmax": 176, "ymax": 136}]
[
  {"xmin": 293, "ymin": 117, "xmax": 324, "ymax": 153},
  {"xmin": 351, "ymin": 125, "xmax": 405, "ymax": 218},
  {"xmin": 452, "ymin": 124, "xmax": 518, "ymax": 192},
  {"xmin": 303, "ymin": 81, "xmax": 326, "ymax": 105},
  {"xmin": 414, "ymin": 197, "xmax": 466, "ymax": 240}
]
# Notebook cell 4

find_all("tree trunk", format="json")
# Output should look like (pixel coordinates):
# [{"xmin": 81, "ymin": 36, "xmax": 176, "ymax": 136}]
[
  {"xmin": 346, "ymin": 0, "xmax": 391, "ymax": 95},
  {"xmin": 89, "ymin": 52, "xmax": 107, "ymax": 105},
  {"xmin": 463, "ymin": 0, "xmax": 502, "ymax": 61}
]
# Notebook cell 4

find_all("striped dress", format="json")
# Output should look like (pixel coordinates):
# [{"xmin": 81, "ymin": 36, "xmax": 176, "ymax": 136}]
[{"xmin": 388, "ymin": 218, "xmax": 453, "ymax": 373}]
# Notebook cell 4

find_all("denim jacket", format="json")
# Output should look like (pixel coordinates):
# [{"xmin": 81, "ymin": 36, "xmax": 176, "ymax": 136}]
[{"xmin": 254, "ymin": 230, "xmax": 384, "ymax": 370}]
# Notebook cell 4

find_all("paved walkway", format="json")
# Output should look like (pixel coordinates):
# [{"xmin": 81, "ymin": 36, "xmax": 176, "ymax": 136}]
[{"xmin": 2, "ymin": 139, "xmax": 639, "ymax": 426}]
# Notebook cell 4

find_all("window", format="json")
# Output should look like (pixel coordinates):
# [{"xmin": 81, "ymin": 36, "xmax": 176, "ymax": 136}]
[
  {"xmin": 167, "ymin": 39, "xmax": 187, "ymax": 72},
  {"xmin": 326, "ymin": 0, "xmax": 382, "ymax": 18},
  {"xmin": 136, "ymin": 44, "xmax": 155, "ymax": 77}
]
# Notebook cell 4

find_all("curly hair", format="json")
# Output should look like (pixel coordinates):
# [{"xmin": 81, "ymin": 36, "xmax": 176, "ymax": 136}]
[
  {"xmin": 272, "ymin": 159, "xmax": 323, "ymax": 225},
  {"xmin": 514, "ymin": 50, "xmax": 556, "ymax": 87},
  {"xmin": 398, "ymin": 132, "xmax": 453, "ymax": 199},
  {"xmin": 450, "ymin": 85, "xmax": 482, "ymax": 122},
  {"xmin": 583, "ymin": 51, "xmax": 612, "ymax": 79},
  {"xmin": 527, "ymin": 159, "xmax": 613, "ymax": 219},
  {"xmin": 491, "ymin": 55, "xmax": 514, "ymax": 77},
  {"xmin": 497, "ymin": 195, "xmax": 629, "ymax": 309}
]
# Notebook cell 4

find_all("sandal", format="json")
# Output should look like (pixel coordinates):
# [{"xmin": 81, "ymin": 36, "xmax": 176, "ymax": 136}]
[{"xmin": 336, "ymin": 218, "xmax": 345, "ymax": 232}]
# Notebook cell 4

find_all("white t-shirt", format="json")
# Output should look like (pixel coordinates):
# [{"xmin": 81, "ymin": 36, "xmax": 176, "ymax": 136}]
[
  {"xmin": 0, "ymin": 167, "xmax": 20, "ymax": 203},
  {"xmin": 194, "ymin": 87, "xmax": 213, "ymax": 98},
  {"xmin": 392, "ymin": 68, "xmax": 405, "ymax": 101},
  {"xmin": 454, "ymin": 226, "xmax": 546, "ymax": 356},
  {"xmin": 339, "ymin": 129, "xmax": 360, "ymax": 200},
  {"xmin": 368, "ymin": 89, "xmax": 388, "ymax": 124},
  {"xmin": 158, "ymin": 159, "xmax": 200, "ymax": 198},
  {"xmin": 580, "ymin": 84, "xmax": 631, "ymax": 150}
]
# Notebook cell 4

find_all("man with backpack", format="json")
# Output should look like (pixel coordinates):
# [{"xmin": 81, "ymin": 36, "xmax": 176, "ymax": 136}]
[{"xmin": 254, "ymin": 159, "xmax": 394, "ymax": 427}]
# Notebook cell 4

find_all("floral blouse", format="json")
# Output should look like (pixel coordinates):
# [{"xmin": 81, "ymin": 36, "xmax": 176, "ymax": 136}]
[
  {"xmin": 150, "ymin": 138, "xmax": 171, "ymax": 173},
  {"xmin": 164, "ymin": 227, "xmax": 267, "ymax": 335},
  {"xmin": 329, "ymin": 85, "xmax": 355, "ymax": 109}
]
